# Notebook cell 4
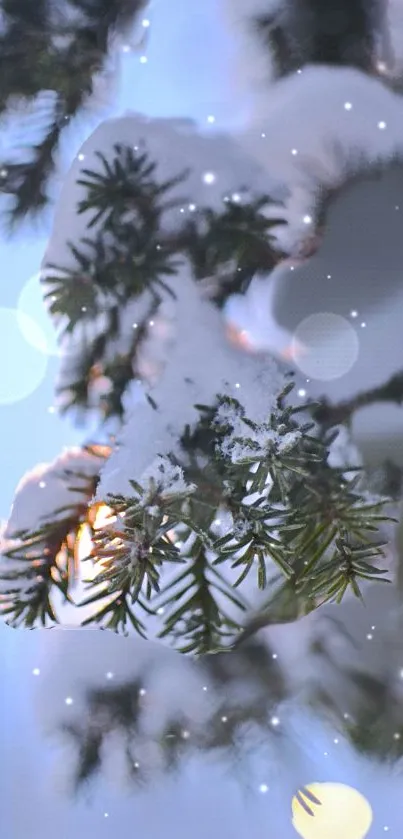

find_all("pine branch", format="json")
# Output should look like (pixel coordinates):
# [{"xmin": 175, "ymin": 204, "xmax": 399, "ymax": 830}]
[
  {"xmin": 181, "ymin": 195, "xmax": 285, "ymax": 305},
  {"xmin": 156, "ymin": 535, "xmax": 247, "ymax": 655},
  {"xmin": 255, "ymin": 0, "xmax": 383, "ymax": 79},
  {"xmin": 0, "ymin": 444, "xmax": 108, "ymax": 627},
  {"xmin": 54, "ymin": 639, "xmax": 287, "ymax": 791},
  {"xmin": 308, "ymin": 625, "xmax": 403, "ymax": 764},
  {"xmin": 43, "ymin": 143, "xmax": 284, "ymax": 420},
  {"xmin": 312, "ymin": 370, "xmax": 403, "ymax": 428},
  {"xmin": 0, "ymin": 0, "xmax": 147, "ymax": 220},
  {"xmin": 58, "ymin": 385, "xmax": 393, "ymax": 653}
]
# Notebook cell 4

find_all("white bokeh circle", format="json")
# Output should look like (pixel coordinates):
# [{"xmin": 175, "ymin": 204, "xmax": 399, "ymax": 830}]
[
  {"xmin": 291, "ymin": 313, "xmax": 359, "ymax": 381},
  {"xmin": 0, "ymin": 307, "xmax": 48, "ymax": 404},
  {"xmin": 18, "ymin": 272, "xmax": 64, "ymax": 356}
]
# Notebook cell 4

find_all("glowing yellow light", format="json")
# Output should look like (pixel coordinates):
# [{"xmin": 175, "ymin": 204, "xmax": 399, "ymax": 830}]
[
  {"xmin": 91, "ymin": 502, "xmax": 115, "ymax": 530},
  {"xmin": 291, "ymin": 783, "xmax": 373, "ymax": 839},
  {"xmin": 77, "ymin": 503, "xmax": 116, "ymax": 580}
]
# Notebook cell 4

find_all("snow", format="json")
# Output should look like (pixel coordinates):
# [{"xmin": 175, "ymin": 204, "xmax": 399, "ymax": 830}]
[
  {"xmin": 214, "ymin": 398, "xmax": 301, "ymax": 463},
  {"xmin": 2, "ymin": 605, "xmax": 403, "ymax": 834},
  {"xmin": 238, "ymin": 64, "xmax": 403, "ymax": 253},
  {"xmin": 96, "ymin": 269, "xmax": 285, "ymax": 499},
  {"xmin": 138, "ymin": 456, "xmax": 195, "ymax": 500},
  {"xmin": 41, "ymin": 112, "xmax": 284, "ymax": 407},
  {"xmin": 224, "ymin": 0, "xmax": 280, "ymax": 94},
  {"xmin": 3, "ymin": 446, "xmax": 104, "ymax": 538},
  {"xmin": 4, "ymin": 1, "xmax": 403, "ymax": 833},
  {"xmin": 32, "ymin": 627, "xmax": 213, "ymax": 738},
  {"xmin": 385, "ymin": 0, "xmax": 403, "ymax": 75},
  {"xmin": 42, "ymin": 113, "xmax": 276, "ymax": 281}
]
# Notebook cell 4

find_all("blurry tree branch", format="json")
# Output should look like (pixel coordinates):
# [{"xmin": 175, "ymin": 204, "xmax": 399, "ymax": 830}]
[{"xmin": 312, "ymin": 370, "xmax": 403, "ymax": 429}]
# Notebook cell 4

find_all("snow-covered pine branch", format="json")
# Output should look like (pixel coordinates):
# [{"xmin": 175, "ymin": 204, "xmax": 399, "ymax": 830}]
[{"xmin": 238, "ymin": 64, "xmax": 403, "ymax": 253}]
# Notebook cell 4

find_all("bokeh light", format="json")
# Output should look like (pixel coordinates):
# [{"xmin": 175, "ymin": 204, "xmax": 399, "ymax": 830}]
[
  {"xmin": 18, "ymin": 272, "xmax": 63, "ymax": 356},
  {"xmin": 292, "ymin": 782, "xmax": 373, "ymax": 839},
  {"xmin": 0, "ymin": 307, "xmax": 48, "ymax": 404},
  {"xmin": 291, "ymin": 312, "xmax": 359, "ymax": 381}
]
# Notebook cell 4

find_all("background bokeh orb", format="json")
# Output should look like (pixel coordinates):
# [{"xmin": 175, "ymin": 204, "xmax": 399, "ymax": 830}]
[
  {"xmin": 0, "ymin": 307, "xmax": 48, "ymax": 404},
  {"xmin": 291, "ymin": 782, "xmax": 373, "ymax": 839},
  {"xmin": 18, "ymin": 272, "xmax": 63, "ymax": 356},
  {"xmin": 291, "ymin": 312, "xmax": 360, "ymax": 381}
]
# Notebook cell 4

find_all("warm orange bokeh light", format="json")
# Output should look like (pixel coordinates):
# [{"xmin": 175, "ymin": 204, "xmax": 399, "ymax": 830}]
[{"xmin": 76, "ymin": 502, "xmax": 116, "ymax": 581}]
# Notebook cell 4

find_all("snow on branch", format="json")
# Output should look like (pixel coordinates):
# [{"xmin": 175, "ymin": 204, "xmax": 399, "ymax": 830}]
[
  {"xmin": 239, "ymin": 64, "xmax": 403, "ymax": 254},
  {"xmin": 96, "ymin": 269, "xmax": 284, "ymax": 499},
  {"xmin": 3, "ymin": 445, "xmax": 107, "ymax": 538}
]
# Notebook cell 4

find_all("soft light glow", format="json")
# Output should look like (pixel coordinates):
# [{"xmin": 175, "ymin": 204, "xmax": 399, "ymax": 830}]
[
  {"xmin": 226, "ymin": 323, "xmax": 254, "ymax": 352},
  {"xmin": 344, "ymin": 102, "xmax": 353, "ymax": 111},
  {"xmin": 291, "ymin": 783, "xmax": 373, "ymax": 839},
  {"xmin": 378, "ymin": 121, "xmax": 387, "ymax": 130},
  {"xmin": 203, "ymin": 172, "xmax": 216, "ymax": 185},
  {"xmin": 77, "ymin": 502, "xmax": 116, "ymax": 581}
]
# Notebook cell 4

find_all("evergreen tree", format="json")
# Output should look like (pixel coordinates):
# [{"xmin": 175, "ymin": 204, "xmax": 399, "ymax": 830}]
[{"xmin": 2, "ymin": 0, "xmax": 403, "ymax": 787}]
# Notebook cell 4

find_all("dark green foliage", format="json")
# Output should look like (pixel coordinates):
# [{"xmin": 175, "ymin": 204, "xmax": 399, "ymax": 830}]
[
  {"xmin": 1, "ymin": 383, "xmax": 392, "ymax": 648},
  {"xmin": 41, "ymin": 143, "xmax": 283, "ymax": 420},
  {"xmin": 71, "ymin": 384, "xmax": 393, "ymax": 655},
  {"xmin": 255, "ymin": 0, "xmax": 383, "ymax": 78},
  {"xmin": 0, "ymin": 0, "xmax": 146, "ymax": 221},
  {"xmin": 0, "ymin": 444, "xmax": 108, "ymax": 627},
  {"xmin": 182, "ymin": 194, "xmax": 285, "ymax": 305}
]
